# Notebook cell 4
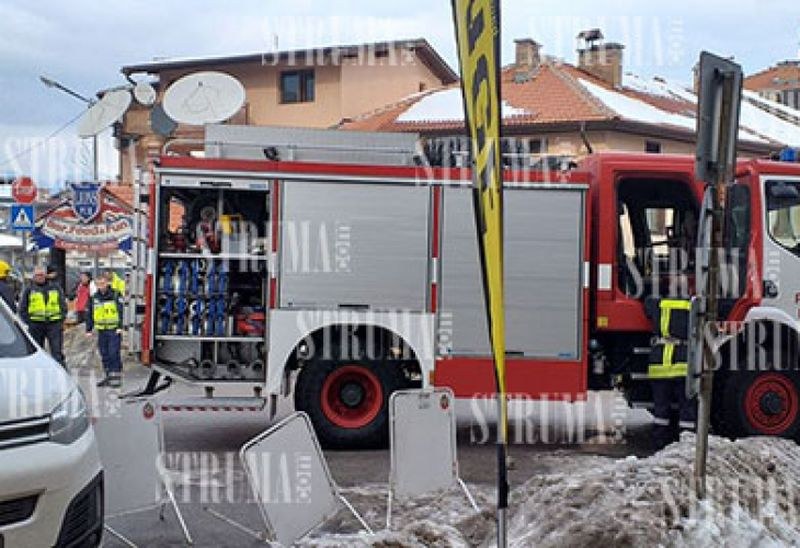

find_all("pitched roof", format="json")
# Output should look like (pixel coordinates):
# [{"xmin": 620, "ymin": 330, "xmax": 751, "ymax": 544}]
[
  {"xmin": 342, "ymin": 62, "xmax": 613, "ymax": 132},
  {"xmin": 745, "ymin": 60, "xmax": 800, "ymax": 92},
  {"xmin": 103, "ymin": 184, "xmax": 134, "ymax": 207},
  {"xmin": 122, "ymin": 38, "xmax": 458, "ymax": 85},
  {"xmin": 341, "ymin": 60, "xmax": 800, "ymax": 149}
]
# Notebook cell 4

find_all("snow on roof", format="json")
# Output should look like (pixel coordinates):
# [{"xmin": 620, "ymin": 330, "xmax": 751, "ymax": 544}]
[
  {"xmin": 582, "ymin": 77, "xmax": 800, "ymax": 145},
  {"xmin": 743, "ymin": 90, "xmax": 800, "ymax": 123},
  {"xmin": 622, "ymin": 72, "xmax": 696, "ymax": 104},
  {"xmin": 578, "ymin": 78, "xmax": 696, "ymax": 131},
  {"xmin": 739, "ymin": 98, "xmax": 800, "ymax": 147},
  {"xmin": 396, "ymin": 87, "xmax": 529, "ymax": 123}
]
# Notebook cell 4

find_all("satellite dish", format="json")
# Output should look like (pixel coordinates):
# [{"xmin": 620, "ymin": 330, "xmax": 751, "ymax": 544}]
[
  {"xmin": 78, "ymin": 89, "xmax": 132, "ymax": 137},
  {"xmin": 162, "ymin": 71, "xmax": 245, "ymax": 125},
  {"xmin": 150, "ymin": 104, "xmax": 178, "ymax": 137},
  {"xmin": 133, "ymin": 82, "xmax": 157, "ymax": 106}
]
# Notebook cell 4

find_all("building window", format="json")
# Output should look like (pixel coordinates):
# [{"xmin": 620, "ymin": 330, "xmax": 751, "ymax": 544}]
[
  {"xmin": 280, "ymin": 70, "xmax": 315, "ymax": 103},
  {"xmin": 528, "ymin": 138, "xmax": 544, "ymax": 154},
  {"xmin": 645, "ymin": 140, "xmax": 662, "ymax": 154}
]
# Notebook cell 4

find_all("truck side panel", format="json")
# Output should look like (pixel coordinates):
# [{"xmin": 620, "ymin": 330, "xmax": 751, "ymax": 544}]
[
  {"xmin": 279, "ymin": 181, "xmax": 430, "ymax": 311},
  {"xmin": 436, "ymin": 183, "xmax": 589, "ymax": 399},
  {"xmin": 440, "ymin": 185, "xmax": 586, "ymax": 359}
]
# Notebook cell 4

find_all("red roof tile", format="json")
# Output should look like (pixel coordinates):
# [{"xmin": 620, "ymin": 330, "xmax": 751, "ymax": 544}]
[
  {"xmin": 342, "ymin": 61, "xmax": 695, "ymax": 133},
  {"xmin": 745, "ymin": 61, "xmax": 800, "ymax": 92}
]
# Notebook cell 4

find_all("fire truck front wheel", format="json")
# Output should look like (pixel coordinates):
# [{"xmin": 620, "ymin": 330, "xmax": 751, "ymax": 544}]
[
  {"xmin": 294, "ymin": 359, "xmax": 407, "ymax": 449},
  {"xmin": 717, "ymin": 370, "xmax": 800, "ymax": 440}
]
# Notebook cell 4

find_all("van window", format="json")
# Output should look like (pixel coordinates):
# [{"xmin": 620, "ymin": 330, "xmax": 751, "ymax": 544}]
[
  {"xmin": 0, "ymin": 307, "xmax": 35, "ymax": 358},
  {"xmin": 766, "ymin": 180, "xmax": 800, "ymax": 255}
]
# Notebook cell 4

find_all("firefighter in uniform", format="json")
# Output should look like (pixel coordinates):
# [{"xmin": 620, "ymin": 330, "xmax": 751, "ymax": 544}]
[
  {"xmin": 19, "ymin": 266, "xmax": 67, "ymax": 366},
  {"xmin": 86, "ymin": 273, "xmax": 124, "ymax": 388},
  {"xmin": 647, "ymin": 297, "xmax": 697, "ymax": 449}
]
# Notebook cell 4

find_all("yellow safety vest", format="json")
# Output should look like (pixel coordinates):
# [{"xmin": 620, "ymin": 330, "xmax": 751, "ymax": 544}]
[
  {"xmin": 92, "ymin": 299, "xmax": 120, "ymax": 330},
  {"xmin": 111, "ymin": 273, "xmax": 126, "ymax": 296},
  {"xmin": 648, "ymin": 342, "xmax": 688, "ymax": 379},
  {"xmin": 28, "ymin": 289, "xmax": 62, "ymax": 322},
  {"xmin": 658, "ymin": 299, "xmax": 692, "ymax": 340}
]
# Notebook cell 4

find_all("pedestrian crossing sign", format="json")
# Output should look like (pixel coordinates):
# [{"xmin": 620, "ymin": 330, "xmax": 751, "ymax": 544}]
[{"xmin": 10, "ymin": 204, "xmax": 35, "ymax": 232}]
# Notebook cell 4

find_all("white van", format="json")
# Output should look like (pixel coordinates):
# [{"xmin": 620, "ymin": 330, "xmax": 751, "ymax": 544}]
[{"xmin": 0, "ymin": 301, "xmax": 103, "ymax": 547}]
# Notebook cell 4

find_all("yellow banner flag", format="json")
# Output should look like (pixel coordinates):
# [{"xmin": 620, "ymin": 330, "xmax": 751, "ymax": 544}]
[{"xmin": 451, "ymin": 0, "xmax": 506, "ymax": 431}]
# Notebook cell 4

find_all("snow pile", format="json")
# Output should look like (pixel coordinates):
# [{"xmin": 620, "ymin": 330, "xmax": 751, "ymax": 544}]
[
  {"xmin": 507, "ymin": 434, "xmax": 800, "ymax": 547},
  {"xmin": 305, "ymin": 435, "xmax": 800, "ymax": 547},
  {"xmin": 64, "ymin": 325, "xmax": 99, "ymax": 371},
  {"xmin": 397, "ymin": 88, "xmax": 529, "ymax": 123},
  {"xmin": 300, "ymin": 483, "xmax": 495, "ymax": 547},
  {"xmin": 63, "ymin": 325, "xmax": 138, "ymax": 372}
]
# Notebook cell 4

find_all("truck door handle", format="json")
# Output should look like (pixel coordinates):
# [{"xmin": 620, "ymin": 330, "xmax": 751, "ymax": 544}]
[{"xmin": 763, "ymin": 280, "xmax": 779, "ymax": 298}]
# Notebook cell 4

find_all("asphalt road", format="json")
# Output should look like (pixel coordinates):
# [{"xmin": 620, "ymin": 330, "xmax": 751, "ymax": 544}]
[{"xmin": 79, "ymin": 365, "xmax": 656, "ymax": 547}]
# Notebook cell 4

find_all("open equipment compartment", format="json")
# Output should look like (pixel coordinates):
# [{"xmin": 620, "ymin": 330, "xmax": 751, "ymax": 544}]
[{"xmin": 151, "ymin": 174, "xmax": 271, "ymax": 383}]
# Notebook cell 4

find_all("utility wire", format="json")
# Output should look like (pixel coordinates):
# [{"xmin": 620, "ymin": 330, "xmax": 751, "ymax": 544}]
[{"xmin": 0, "ymin": 109, "xmax": 86, "ymax": 171}]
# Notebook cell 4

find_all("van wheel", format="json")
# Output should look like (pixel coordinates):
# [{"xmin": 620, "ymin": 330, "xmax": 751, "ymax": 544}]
[
  {"xmin": 294, "ymin": 359, "xmax": 407, "ymax": 449},
  {"xmin": 721, "ymin": 370, "xmax": 800, "ymax": 439}
]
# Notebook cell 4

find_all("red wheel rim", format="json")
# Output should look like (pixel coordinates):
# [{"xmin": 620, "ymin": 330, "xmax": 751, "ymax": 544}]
[
  {"xmin": 744, "ymin": 373, "xmax": 799, "ymax": 435},
  {"xmin": 320, "ymin": 365, "xmax": 383, "ymax": 429}
]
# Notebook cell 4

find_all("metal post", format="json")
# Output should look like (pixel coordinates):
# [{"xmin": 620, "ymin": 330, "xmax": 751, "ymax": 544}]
[
  {"xmin": 93, "ymin": 134, "xmax": 99, "ymax": 182},
  {"xmin": 496, "ymin": 395, "xmax": 509, "ymax": 548},
  {"xmin": 694, "ymin": 188, "xmax": 722, "ymax": 498},
  {"xmin": 694, "ymin": 72, "xmax": 735, "ymax": 499}
]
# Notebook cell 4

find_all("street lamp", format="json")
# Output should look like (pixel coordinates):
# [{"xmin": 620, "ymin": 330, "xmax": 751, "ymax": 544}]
[{"xmin": 39, "ymin": 75, "xmax": 98, "ymax": 182}]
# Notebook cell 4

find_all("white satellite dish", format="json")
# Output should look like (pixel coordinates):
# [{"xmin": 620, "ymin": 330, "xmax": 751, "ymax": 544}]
[
  {"xmin": 162, "ymin": 71, "xmax": 245, "ymax": 126},
  {"xmin": 78, "ymin": 89, "xmax": 132, "ymax": 137},
  {"xmin": 133, "ymin": 81, "xmax": 157, "ymax": 106}
]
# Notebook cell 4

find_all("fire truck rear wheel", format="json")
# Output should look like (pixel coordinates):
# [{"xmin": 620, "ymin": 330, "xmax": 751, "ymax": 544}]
[
  {"xmin": 294, "ymin": 359, "xmax": 407, "ymax": 449},
  {"xmin": 718, "ymin": 370, "xmax": 800, "ymax": 440}
]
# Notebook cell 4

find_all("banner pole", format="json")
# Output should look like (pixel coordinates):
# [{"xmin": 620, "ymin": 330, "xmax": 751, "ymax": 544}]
[{"xmin": 451, "ymin": 2, "xmax": 507, "ymax": 544}]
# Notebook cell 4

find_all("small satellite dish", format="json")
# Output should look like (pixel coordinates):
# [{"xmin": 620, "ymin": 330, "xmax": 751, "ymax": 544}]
[
  {"xmin": 78, "ymin": 89, "xmax": 132, "ymax": 137},
  {"xmin": 133, "ymin": 82, "xmax": 157, "ymax": 106},
  {"xmin": 162, "ymin": 71, "xmax": 245, "ymax": 125},
  {"xmin": 150, "ymin": 104, "xmax": 178, "ymax": 137}
]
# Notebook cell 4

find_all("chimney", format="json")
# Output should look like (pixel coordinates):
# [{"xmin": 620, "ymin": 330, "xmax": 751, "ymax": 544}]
[
  {"xmin": 576, "ymin": 29, "xmax": 624, "ymax": 87},
  {"xmin": 514, "ymin": 38, "xmax": 541, "ymax": 82}
]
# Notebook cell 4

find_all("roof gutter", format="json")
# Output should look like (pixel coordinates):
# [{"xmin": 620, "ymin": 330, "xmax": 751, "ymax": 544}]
[{"xmin": 412, "ymin": 119, "xmax": 777, "ymax": 156}]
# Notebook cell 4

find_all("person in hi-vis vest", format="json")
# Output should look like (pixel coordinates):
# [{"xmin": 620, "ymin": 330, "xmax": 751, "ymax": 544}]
[
  {"xmin": 19, "ymin": 266, "xmax": 67, "ymax": 366},
  {"xmin": 646, "ymin": 297, "xmax": 698, "ymax": 450},
  {"xmin": 86, "ymin": 272, "xmax": 124, "ymax": 388},
  {"xmin": 107, "ymin": 269, "xmax": 126, "ymax": 297}
]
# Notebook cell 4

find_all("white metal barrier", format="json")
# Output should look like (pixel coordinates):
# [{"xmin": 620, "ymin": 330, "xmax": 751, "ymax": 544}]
[
  {"xmin": 93, "ymin": 397, "xmax": 192, "ymax": 546},
  {"xmin": 386, "ymin": 388, "xmax": 479, "ymax": 528},
  {"xmin": 237, "ymin": 412, "xmax": 372, "ymax": 546}
]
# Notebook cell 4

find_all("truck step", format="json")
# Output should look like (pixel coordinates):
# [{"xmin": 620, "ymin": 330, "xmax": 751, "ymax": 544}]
[{"xmin": 160, "ymin": 397, "xmax": 266, "ymax": 413}]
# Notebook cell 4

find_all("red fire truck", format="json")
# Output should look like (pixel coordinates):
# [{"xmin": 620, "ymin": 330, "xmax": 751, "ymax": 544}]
[{"xmin": 135, "ymin": 126, "xmax": 800, "ymax": 447}]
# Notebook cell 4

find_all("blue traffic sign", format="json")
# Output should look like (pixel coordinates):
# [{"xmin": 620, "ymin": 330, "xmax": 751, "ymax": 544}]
[{"xmin": 10, "ymin": 204, "xmax": 34, "ymax": 232}]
